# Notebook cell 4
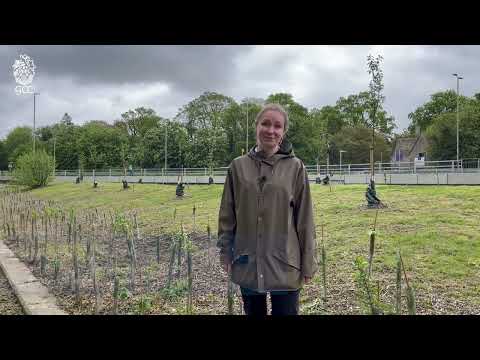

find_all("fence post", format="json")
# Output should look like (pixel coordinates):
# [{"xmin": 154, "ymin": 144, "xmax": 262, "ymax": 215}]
[
  {"xmin": 348, "ymin": 164, "xmax": 351, "ymax": 175},
  {"xmin": 64, "ymin": 170, "xmax": 67, "ymax": 176}
]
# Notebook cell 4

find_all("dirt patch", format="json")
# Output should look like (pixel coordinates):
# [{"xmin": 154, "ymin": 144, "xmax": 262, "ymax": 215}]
[{"xmin": 0, "ymin": 267, "xmax": 24, "ymax": 315}]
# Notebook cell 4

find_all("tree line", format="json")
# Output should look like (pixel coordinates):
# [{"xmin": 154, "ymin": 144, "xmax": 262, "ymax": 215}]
[{"xmin": 1, "ymin": 89, "xmax": 479, "ymax": 171}]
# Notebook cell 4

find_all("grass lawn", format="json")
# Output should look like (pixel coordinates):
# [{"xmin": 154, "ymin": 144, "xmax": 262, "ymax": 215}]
[{"xmin": 14, "ymin": 181, "xmax": 480, "ymax": 314}]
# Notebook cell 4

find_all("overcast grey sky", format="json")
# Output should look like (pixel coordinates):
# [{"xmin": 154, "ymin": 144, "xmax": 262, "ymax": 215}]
[{"xmin": 1, "ymin": 45, "xmax": 478, "ymax": 138}]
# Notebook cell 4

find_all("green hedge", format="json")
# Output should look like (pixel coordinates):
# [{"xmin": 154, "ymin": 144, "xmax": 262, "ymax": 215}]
[{"xmin": 12, "ymin": 150, "xmax": 53, "ymax": 188}]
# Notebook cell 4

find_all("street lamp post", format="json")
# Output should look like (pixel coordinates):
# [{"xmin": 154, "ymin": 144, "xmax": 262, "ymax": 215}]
[
  {"xmin": 53, "ymin": 135, "xmax": 56, "ymax": 177},
  {"xmin": 246, "ymin": 101, "xmax": 249, "ymax": 152},
  {"xmin": 33, "ymin": 92, "xmax": 40, "ymax": 153},
  {"xmin": 339, "ymin": 150, "xmax": 346, "ymax": 175},
  {"xmin": 453, "ymin": 73, "xmax": 463, "ymax": 170},
  {"xmin": 164, "ymin": 121, "xmax": 168, "ymax": 173}
]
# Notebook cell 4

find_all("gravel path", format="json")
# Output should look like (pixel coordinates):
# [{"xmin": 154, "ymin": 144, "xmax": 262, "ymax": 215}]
[{"xmin": 0, "ymin": 268, "xmax": 24, "ymax": 315}]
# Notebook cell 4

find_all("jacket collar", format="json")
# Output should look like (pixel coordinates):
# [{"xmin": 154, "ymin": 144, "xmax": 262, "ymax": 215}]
[{"xmin": 248, "ymin": 139, "xmax": 294, "ymax": 164}]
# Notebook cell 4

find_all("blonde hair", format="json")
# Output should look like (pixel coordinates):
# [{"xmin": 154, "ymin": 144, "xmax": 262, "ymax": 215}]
[{"xmin": 255, "ymin": 103, "xmax": 289, "ymax": 132}]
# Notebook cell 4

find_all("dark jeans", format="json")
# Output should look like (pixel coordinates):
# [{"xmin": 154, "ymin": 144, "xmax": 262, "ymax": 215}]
[{"xmin": 240, "ymin": 287, "xmax": 300, "ymax": 316}]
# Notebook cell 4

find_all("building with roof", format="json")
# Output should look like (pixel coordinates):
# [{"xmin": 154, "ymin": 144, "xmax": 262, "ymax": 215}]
[{"xmin": 391, "ymin": 127, "xmax": 429, "ymax": 163}]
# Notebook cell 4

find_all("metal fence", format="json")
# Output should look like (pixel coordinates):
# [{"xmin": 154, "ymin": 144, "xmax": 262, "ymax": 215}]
[
  {"xmin": 306, "ymin": 159, "xmax": 480, "ymax": 176},
  {"xmin": 50, "ymin": 167, "xmax": 230, "ymax": 178},
  {"xmin": 1, "ymin": 159, "xmax": 479, "ymax": 178}
]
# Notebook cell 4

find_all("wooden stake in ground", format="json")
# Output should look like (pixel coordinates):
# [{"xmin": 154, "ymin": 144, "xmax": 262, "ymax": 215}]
[
  {"xmin": 6, "ymin": 221, "xmax": 11, "ymax": 242},
  {"xmin": 12, "ymin": 221, "xmax": 17, "ymax": 246},
  {"xmin": 207, "ymin": 220, "xmax": 212, "ymax": 273},
  {"xmin": 320, "ymin": 224, "xmax": 327, "ymax": 307},
  {"xmin": 367, "ymin": 209, "xmax": 379, "ymax": 278},
  {"xmin": 133, "ymin": 213, "xmax": 141, "ymax": 290},
  {"xmin": 32, "ymin": 214, "xmax": 39, "ymax": 264},
  {"xmin": 19, "ymin": 213, "xmax": 24, "ymax": 246},
  {"xmin": 126, "ymin": 228, "xmax": 136, "ymax": 292},
  {"xmin": 156, "ymin": 234, "xmax": 161, "ymax": 264},
  {"xmin": 110, "ymin": 219, "xmax": 115, "ymax": 275},
  {"xmin": 86, "ymin": 221, "xmax": 91, "ymax": 268},
  {"xmin": 72, "ymin": 218, "xmax": 80, "ymax": 305},
  {"xmin": 399, "ymin": 252, "xmax": 416, "ymax": 315},
  {"xmin": 40, "ymin": 214, "xmax": 48, "ymax": 276},
  {"xmin": 185, "ymin": 226, "xmax": 193, "ymax": 314},
  {"xmin": 176, "ymin": 227, "xmax": 183, "ymax": 280},
  {"xmin": 113, "ymin": 276, "xmax": 119, "ymax": 315},
  {"xmin": 24, "ymin": 211, "xmax": 28, "ymax": 257},
  {"xmin": 192, "ymin": 204, "xmax": 196, "ymax": 233},
  {"xmin": 166, "ymin": 237, "xmax": 177, "ymax": 288},
  {"xmin": 53, "ymin": 210, "xmax": 60, "ymax": 282},
  {"xmin": 227, "ymin": 268, "xmax": 234, "ymax": 315},
  {"xmin": 91, "ymin": 221, "xmax": 100, "ymax": 314},
  {"xmin": 395, "ymin": 249, "xmax": 402, "ymax": 315}
]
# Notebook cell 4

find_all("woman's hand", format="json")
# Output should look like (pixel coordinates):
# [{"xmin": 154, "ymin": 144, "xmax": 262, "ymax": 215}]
[
  {"xmin": 220, "ymin": 256, "xmax": 232, "ymax": 273},
  {"xmin": 222, "ymin": 262, "xmax": 231, "ymax": 274}
]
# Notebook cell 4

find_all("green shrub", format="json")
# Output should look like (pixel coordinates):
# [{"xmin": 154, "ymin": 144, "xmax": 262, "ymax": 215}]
[
  {"xmin": 161, "ymin": 279, "xmax": 189, "ymax": 301},
  {"xmin": 354, "ymin": 256, "xmax": 393, "ymax": 315},
  {"xmin": 12, "ymin": 150, "xmax": 53, "ymax": 188}
]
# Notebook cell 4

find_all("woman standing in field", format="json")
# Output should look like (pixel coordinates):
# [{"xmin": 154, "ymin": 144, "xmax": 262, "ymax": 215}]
[{"xmin": 217, "ymin": 103, "xmax": 318, "ymax": 315}]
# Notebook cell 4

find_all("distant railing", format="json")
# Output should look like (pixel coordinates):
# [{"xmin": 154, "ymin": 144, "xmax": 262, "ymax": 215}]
[
  {"xmin": 305, "ymin": 159, "xmax": 479, "ymax": 175},
  {"xmin": 1, "ymin": 159, "xmax": 479, "ymax": 178},
  {"xmin": 49, "ymin": 167, "xmax": 230, "ymax": 178}
]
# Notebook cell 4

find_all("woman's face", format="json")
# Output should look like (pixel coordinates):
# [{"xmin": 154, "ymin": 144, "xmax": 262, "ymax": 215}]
[{"xmin": 256, "ymin": 110, "xmax": 285, "ymax": 151}]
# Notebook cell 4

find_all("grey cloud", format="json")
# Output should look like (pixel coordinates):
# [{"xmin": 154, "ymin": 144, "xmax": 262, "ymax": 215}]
[
  {"xmin": 1, "ymin": 45, "xmax": 252, "ymax": 91},
  {"xmin": 1, "ymin": 45, "xmax": 480, "ymax": 139}
]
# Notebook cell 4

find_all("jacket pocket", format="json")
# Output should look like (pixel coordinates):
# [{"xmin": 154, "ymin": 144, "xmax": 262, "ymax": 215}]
[
  {"xmin": 233, "ymin": 254, "xmax": 249, "ymax": 264},
  {"xmin": 231, "ymin": 253, "xmax": 254, "ymax": 288},
  {"xmin": 272, "ymin": 250, "xmax": 301, "ymax": 271}
]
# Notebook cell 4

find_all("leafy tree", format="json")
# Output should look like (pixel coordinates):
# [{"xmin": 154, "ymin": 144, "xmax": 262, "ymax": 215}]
[
  {"xmin": 425, "ymin": 103, "xmax": 480, "ymax": 160},
  {"xmin": 49, "ymin": 122, "xmax": 80, "ymax": 170},
  {"xmin": 61, "ymin": 113, "xmax": 73, "ymax": 126},
  {"xmin": 143, "ymin": 121, "xmax": 189, "ymax": 168},
  {"xmin": 76, "ymin": 121, "xmax": 128, "ymax": 169},
  {"xmin": 223, "ymin": 99, "xmax": 263, "ymax": 160},
  {"xmin": 117, "ymin": 107, "xmax": 161, "ymax": 138},
  {"xmin": 3, "ymin": 127, "xmax": 34, "ymax": 164},
  {"xmin": 176, "ymin": 92, "xmax": 235, "ymax": 169},
  {"xmin": 331, "ymin": 126, "xmax": 391, "ymax": 165},
  {"xmin": 364, "ymin": 54, "xmax": 392, "ymax": 185},
  {"xmin": 308, "ymin": 106, "xmax": 343, "ymax": 165},
  {"xmin": 177, "ymin": 92, "xmax": 235, "ymax": 135},
  {"xmin": 221, "ymin": 102, "xmax": 242, "ymax": 160},
  {"xmin": 13, "ymin": 149, "xmax": 53, "ymax": 188},
  {"xmin": 142, "ymin": 126, "xmax": 165, "ymax": 168},
  {"xmin": 0, "ymin": 140, "xmax": 7, "ymax": 170},
  {"xmin": 424, "ymin": 113, "xmax": 457, "ymax": 160},
  {"xmin": 335, "ymin": 91, "xmax": 395, "ymax": 136},
  {"xmin": 407, "ymin": 90, "xmax": 470, "ymax": 134}
]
